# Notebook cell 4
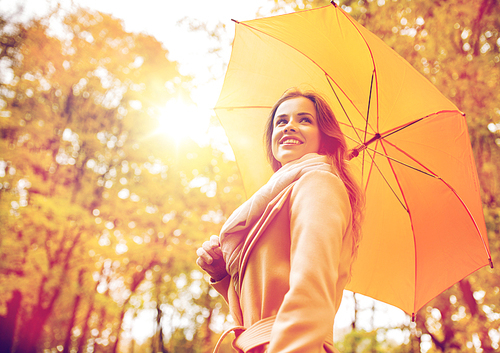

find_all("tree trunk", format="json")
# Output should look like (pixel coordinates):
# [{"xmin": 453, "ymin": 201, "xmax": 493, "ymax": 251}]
[
  {"xmin": 76, "ymin": 295, "xmax": 95, "ymax": 353},
  {"xmin": 90, "ymin": 306, "xmax": 108, "ymax": 353},
  {"xmin": 459, "ymin": 279, "xmax": 495, "ymax": 352},
  {"xmin": 111, "ymin": 309, "xmax": 127, "ymax": 353},
  {"xmin": 16, "ymin": 232, "xmax": 81, "ymax": 353},
  {"xmin": 200, "ymin": 285, "xmax": 215, "ymax": 353},
  {"xmin": 352, "ymin": 292, "xmax": 357, "ymax": 330},
  {"xmin": 418, "ymin": 298, "xmax": 461, "ymax": 352},
  {"xmin": 63, "ymin": 270, "xmax": 85, "ymax": 353},
  {"xmin": 153, "ymin": 297, "xmax": 165, "ymax": 353},
  {"xmin": 15, "ymin": 283, "xmax": 62, "ymax": 353},
  {"xmin": 78, "ymin": 269, "xmax": 107, "ymax": 353},
  {"xmin": 112, "ymin": 270, "xmax": 147, "ymax": 353},
  {"xmin": 0, "ymin": 290, "xmax": 22, "ymax": 353},
  {"xmin": 411, "ymin": 333, "xmax": 421, "ymax": 353}
]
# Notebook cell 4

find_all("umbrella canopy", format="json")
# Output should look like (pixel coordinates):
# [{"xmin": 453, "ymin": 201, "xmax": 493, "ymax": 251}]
[{"xmin": 214, "ymin": 3, "xmax": 492, "ymax": 316}]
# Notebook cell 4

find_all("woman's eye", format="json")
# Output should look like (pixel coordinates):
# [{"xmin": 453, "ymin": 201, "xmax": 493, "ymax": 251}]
[
  {"xmin": 301, "ymin": 117, "xmax": 312, "ymax": 123},
  {"xmin": 276, "ymin": 119, "xmax": 287, "ymax": 126}
]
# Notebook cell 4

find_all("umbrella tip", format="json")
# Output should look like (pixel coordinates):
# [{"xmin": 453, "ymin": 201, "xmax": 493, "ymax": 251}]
[
  {"xmin": 411, "ymin": 313, "xmax": 416, "ymax": 322},
  {"xmin": 231, "ymin": 19, "xmax": 240, "ymax": 24},
  {"xmin": 331, "ymin": 0, "xmax": 338, "ymax": 7},
  {"xmin": 489, "ymin": 258, "xmax": 494, "ymax": 269}
]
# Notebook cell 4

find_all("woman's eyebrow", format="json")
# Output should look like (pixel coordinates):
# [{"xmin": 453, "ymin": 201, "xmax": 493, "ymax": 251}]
[
  {"xmin": 274, "ymin": 112, "xmax": 314, "ymax": 121},
  {"xmin": 274, "ymin": 113, "xmax": 289, "ymax": 120},
  {"xmin": 297, "ymin": 112, "xmax": 315, "ymax": 118}
]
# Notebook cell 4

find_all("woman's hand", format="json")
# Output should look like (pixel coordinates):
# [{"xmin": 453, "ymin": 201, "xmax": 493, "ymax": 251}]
[{"xmin": 196, "ymin": 235, "xmax": 228, "ymax": 282}]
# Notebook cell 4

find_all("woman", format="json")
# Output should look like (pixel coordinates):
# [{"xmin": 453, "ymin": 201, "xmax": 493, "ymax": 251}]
[{"xmin": 196, "ymin": 88, "xmax": 364, "ymax": 352}]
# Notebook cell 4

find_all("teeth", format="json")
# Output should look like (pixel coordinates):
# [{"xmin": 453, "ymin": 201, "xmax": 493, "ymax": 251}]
[{"xmin": 282, "ymin": 139, "xmax": 301, "ymax": 145}]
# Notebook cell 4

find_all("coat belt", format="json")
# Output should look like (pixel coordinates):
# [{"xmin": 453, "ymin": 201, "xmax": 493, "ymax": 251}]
[{"xmin": 212, "ymin": 315, "xmax": 334, "ymax": 353}]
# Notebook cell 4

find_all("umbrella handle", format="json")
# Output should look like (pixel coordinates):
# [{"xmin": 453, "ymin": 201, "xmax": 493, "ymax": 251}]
[{"xmin": 348, "ymin": 133, "xmax": 381, "ymax": 160}]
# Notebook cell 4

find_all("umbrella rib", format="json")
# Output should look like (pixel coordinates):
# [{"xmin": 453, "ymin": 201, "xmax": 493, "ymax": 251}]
[
  {"xmin": 333, "ymin": 1, "xmax": 345, "ymax": 39},
  {"xmin": 354, "ymin": 131, "xmax": 492, "ymax": 265},
  {"xmin": 363, "ymin": 144, "xmax": 418, "ymax": 318},
  {"xmin": 363, "ymin": 71, "xmax": 375, "ymax": 179},
  {"xmin": 235, "ymin": 20, "xmax": 374, "ymax": 137},
  {"xmin": 367, "ymin": 147, "xmax": 439, "ymax": 179},
  {"xmin": 441, "ymin": 181, "xmax": 494, "ymax": 268},
  {"xmin": 378, "ymin": 140, "xmax": 494, "ymax": 268},
  {"xmin": 348, "ymin": 112, "xmax": 450, "ymax": 160},
  {"xmin": 326, "ymin": 75, "xmax": 363, "ymax": 143},
  {"xmin": 342, "ymin": 132, "xmax": 409, "ymax": 210},
  {"xmin": 365, "ymin": 71, "xmax": 375, "ymax": 144},
  {"xmin": 343, "ymin": 129, "xmax": 380, "ymax": 183},
  {"xmin": 364, "ymin": 147, "xmax": 409, "ymax": 212},
  {"xmin": 381, "ymin": 110, "xmax": 462, "ymax": 137},
  {"xmin": 378, "ymin": 140, "xmax": 418, "ymax": 315},
  {"xmin": 382, "ymin": 118, "xmax": 424, "ymax": 140},
  {"xmin": 340, "ymin": 123, "xmax": 372, "ymax": 138},
  {"xmin": 336, "ymin": 4, "xmax": 380, "ymax": 131},
  {"xmin": 381, "ymin": 139, "xmax": 445, "ymax": 178}
]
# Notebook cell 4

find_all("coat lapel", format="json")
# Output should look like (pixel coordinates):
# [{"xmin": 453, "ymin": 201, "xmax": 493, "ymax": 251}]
[{"xmin": 237, "ymin": 182, "xmax": 297, "ymax": 294}]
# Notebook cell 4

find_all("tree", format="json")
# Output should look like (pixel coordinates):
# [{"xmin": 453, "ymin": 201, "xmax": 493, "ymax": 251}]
[
  {"xmin": 0, "ymin": 5, "xmax": 209, "ymax": 352},
  {"xmin": 1, "ymin": 4, "xmax": 247, "ymax": 351}
]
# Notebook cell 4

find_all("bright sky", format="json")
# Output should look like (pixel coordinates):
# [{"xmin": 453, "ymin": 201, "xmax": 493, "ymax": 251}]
[
  {"xmin": 3, "ymin": 0, "xmax": 408, "ymax": 345},
  {"xmin": 3, "ymin": 0, "xmax": 284, "ymax": 146}
]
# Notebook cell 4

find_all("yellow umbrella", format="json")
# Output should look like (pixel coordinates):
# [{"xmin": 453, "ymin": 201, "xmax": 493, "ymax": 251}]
[{"xmin": 214, "ymin": 3, "xmax": 492, "ymax": 317}]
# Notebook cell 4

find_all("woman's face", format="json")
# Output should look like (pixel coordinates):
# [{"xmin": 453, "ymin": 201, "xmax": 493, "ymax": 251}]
[{"xmin": 271, "ymin": 96, "xmax": 322, "ymax": 166}]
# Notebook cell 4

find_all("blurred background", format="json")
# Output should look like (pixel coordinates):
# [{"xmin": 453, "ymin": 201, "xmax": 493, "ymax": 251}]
[{"xmin": 0, "ymin": 0, "xmax": 498, "ymax": 352}]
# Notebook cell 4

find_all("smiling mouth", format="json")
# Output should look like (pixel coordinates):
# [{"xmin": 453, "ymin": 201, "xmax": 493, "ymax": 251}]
[{"xmin": 280, "ymin": 137, "xmax": 303, "ymax": 145}]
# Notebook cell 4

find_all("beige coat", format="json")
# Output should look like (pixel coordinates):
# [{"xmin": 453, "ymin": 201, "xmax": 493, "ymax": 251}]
[{"xmin": 213, "ymin": 169, "xmax": 353, "ymax": 352}]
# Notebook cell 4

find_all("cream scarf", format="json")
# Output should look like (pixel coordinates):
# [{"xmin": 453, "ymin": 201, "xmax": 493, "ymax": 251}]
[{"xmin": 220, "ymin": 153, "xmax": 333, "ymax": 290}]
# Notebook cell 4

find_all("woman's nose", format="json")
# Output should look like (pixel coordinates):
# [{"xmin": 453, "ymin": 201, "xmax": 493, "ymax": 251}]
[{"xmin": 284, "ymin": 122, "xmax": 296, "ymax": 133}]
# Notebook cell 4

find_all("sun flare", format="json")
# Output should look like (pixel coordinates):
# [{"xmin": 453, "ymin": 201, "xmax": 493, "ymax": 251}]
[{"xmin": 155, "ymin": 98, "xmax": 208, "ymax": 144}]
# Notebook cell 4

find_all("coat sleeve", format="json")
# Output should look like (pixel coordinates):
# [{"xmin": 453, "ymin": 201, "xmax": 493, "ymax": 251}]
[
  {"xmin": 210, "ymin": 275, "xmax": 230, "ymax": 304},
  {"xmin": 267, "ymin": 170, "xmax": 352, "ymax": 352},
  {"xmin": 211, "ymin": 275, "xmax": 245, "ymax": 326}
]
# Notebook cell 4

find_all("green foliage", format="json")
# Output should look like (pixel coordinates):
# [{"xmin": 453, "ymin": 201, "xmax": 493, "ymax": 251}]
[{"xmin": 336, "ymin": 329, "xmax": 380, "ymax": 353}]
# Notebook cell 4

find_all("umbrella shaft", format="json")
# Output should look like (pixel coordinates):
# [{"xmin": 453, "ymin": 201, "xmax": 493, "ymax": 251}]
[{"xmin": 348, "ymin": 133, "xmax": 381, "ymax": 160}]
